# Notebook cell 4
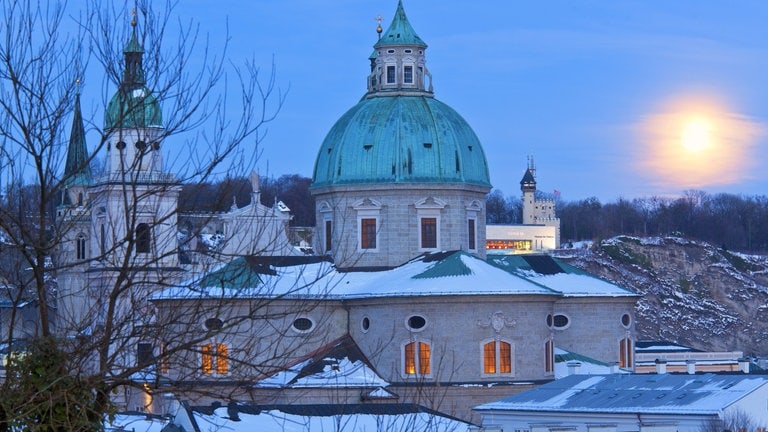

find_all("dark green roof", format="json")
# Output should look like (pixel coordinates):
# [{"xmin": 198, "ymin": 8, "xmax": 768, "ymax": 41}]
[
  {"xmin": 374, "ymin": 1, "xmax": 426, "ymax": 48},
  {"xmin": 412, "ymin": 251, "xmax": 473, "ymax": 279},
  {"xmin": 64, "ymin": 93, "xmax": 92, "ymax": 187},
  {"xmin": 124, "ymin": 32, "xmax": 143, "ymax": 54},
  {"xmin": 312, "ymin": 96, "xmax": 491, "ymax": 188},
  {"xmin": 520, "ymin": 168, "xmax": 535, "ymax": 186},
  {"xmin": 200, "ymin": 257, "xmax": 264, "ymax": 289},
  {"xmin": 104, "ymin": 86, "xmax": 162, "ymax": 130}
]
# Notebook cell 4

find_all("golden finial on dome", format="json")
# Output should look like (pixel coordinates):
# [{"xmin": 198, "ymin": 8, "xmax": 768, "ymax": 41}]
[{"xmin": 376, "ymin": 15, "xmax": 383, "ymax": 39}]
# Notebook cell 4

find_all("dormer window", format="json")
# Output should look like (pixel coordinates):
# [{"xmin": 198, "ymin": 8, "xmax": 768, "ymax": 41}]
[
  {"xmin": 386, "ymin": 65, "xmax": 396, "ymax": 84},
  {"xmin": 404, "ymin": 66, "xmax": 413, "ymax": 84}
]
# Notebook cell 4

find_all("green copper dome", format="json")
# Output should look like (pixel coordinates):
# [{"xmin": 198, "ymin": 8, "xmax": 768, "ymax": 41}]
[
  {"xmin": 105, "ymin": 86, "xmax": 162, "ymax": 131},
  {"xmin": 312, "ymin": 95, "xmax": 490, "ymax": 188}
]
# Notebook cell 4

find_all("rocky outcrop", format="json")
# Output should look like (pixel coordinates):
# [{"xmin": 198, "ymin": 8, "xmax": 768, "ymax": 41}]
[{"xmin": 558, "ymin": 236, "xmax": 768, "ymax": 354}]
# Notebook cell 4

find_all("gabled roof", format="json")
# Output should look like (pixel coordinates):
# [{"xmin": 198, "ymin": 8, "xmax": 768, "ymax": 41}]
[
  {"xmin": 476, "ymin": 373, "xmax": 768, "ymax": 415},
  {"xmin": 256, "ymin": 335, "xmax": 388, "ymax": 389},
  {"xmin": 374, "ymin": 0, "xmax": 426, "ymax": 48}
]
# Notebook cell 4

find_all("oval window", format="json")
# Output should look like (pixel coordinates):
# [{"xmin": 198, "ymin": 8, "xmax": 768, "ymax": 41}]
[
  {"xmin": 116, "ymin": 141, "xmax": 126, "ymax": 150},
  {"xmin": 546, "ymin": 314, "xmax": 553, "ymax": 327},
  {"xmin": 361, "ymin": 316, "xmax": 370, "ymax": 332},
  {"xmin": 204, "ymin": 318, "xmax": 223, "ymax": 331},
  {"xmin": 292, "ymin": 317, "xmax": 313, "ymax": 332},
  {"xmin": 407, "ymin": 315, "xmax": 426, "ymax": 330},
  {"xmin": 136, "ymin": 140, "xmax": 147, "ymax": 151},
  {"xmin": 552, "ymin": 314, "xmax": 569, "ymax": 329},
  {"xmin": 621, "ymin": 313, "xmax": 631, "ymax": 328}
]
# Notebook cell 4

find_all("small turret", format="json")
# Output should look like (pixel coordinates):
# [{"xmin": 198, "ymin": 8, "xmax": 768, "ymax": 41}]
[{"xmin": 367, "ymin": 0, "xmax": 432, "ymax": 95}]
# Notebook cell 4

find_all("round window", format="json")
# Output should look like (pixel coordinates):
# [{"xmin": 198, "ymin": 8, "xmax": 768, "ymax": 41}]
[
  {"xmin": 548, "ymin": 314, "xmax": 570, "ymax": 330},
  {"xmin": 116, "ymin": 141, "xmax": 126, "ymax": 150},
  {"xmin": 552, "ymin": 314, "xmax": 569, "ymax": 329},
  {"xmin": 152, "ymin": 141, "xmax": 161, "ymax": 150},
  {"xmin": 361, "ymin": 316, "xmax": 370, "ymax": 332},
  {"xmin": 407, "ymin": 315, "xmax": 426, "ymax": 331},
  {"xmin": 136, "ymin": 140, "xmax": 147, "ymax": 151},
  {"xmin": 621, "ymin": 313, "xmax": 632, "ymax": 328},
  {"xmin": 204, "ymin": 317, "xmax": 223, "ymax": 331},
  {"xmin": 292, "ymin": 317, "xmax": 313, "ymax": 332}
]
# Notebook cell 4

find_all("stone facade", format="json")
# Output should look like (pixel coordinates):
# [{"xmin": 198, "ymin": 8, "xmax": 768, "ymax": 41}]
[{"xmin": 313, "ymin": 183, "xmax": 488, "ymax": 269}]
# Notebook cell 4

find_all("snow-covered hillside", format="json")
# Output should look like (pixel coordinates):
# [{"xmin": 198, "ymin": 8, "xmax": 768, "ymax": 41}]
[{"xmin": 558, "ymin": 236, "xmax": 768, "ymax": 354}]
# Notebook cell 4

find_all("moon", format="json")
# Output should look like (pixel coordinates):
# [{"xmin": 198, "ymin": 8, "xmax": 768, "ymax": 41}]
[
  {"xmin": 680, "ymin": 118, "xmax": 712, "ymax": 152},
  {"xmin": 635, "ymin": 94, "xmax": 764, "ymax": 191}
]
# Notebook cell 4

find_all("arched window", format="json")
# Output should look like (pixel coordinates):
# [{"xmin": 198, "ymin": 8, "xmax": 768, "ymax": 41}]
[
  {"xmin": 404, "ymin": 341, "xmax": 430, "ymax": 376},
  {"xmin": 483, "ymin": 340, "xmax": 513, "ymax": 375},
  {"xmin": 76, "ymin": 234, "xmax": 87, "ymax": 261},
  {"xmin": 100, "ymin": 225, "xmax": 106, "ymax": 256},
  {"xmin": 324, "ymin": 220, "xmax": 332, "ymax": 252},
  {"xmin": 201, "ymin": 343, "xmax": 228, "ymax": 375},
  {"xmin": 136, "ymin": 223, "xmax": 151, "ymax": 254},
  {"xmin": 545, "ymin": 338, "xmax": 555, "ymax": 374},
  {"xmin": 619, "ymin": 337, "xmax": 633, "ymax": 368}
]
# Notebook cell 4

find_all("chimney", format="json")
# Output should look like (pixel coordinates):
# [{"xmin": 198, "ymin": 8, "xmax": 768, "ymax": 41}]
[
  {"xmin": 738, "ymin": 357, "xmax": 750, "ymax": 374},
  {"xmin": 609, "ymin": 361, "xmax": 620, "ymax": 374},
  {"xmin": 655, "ymin": 358, "xmax": 667, "ymax": 374},
  {"xmin": 567, "ymin": 361, "xmax": 582, "ymax": 376},
  {"xmin": 686, "ymin": 359, "xmax": 696, "ymax": 375}
]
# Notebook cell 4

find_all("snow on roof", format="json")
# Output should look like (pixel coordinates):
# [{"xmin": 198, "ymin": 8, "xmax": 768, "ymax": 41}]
[
  {"xmin": 476, "ymin": 373, "xmax": 768, "ymax": 414},
  {"xmin": 336, "ymin": 253, "xmax": 557, "ymax": 298},
  {"xmin": 553, "ymin": 348, "xmax": 627, "ymax": 378},
  {"xmin": 155, "ymin": 251, "xmax": 634, "ymax": 301},
  {"xmin": 487, "ymin": 255, "xmax": 636, "ymax": 298},
  {"xmin": 192, "ymin": 407, "xmax": 469, "ymax": 432},
  {"xmin": 255, "ymin": 336, "xmax": 390, "ymax": 389},
  {"xmin": 635, "ymin": 340, "xmax": 701, "ymax": 352},
  {"xmin": 106, "ymin": 413, "xmax": 167, "ymax": 432},
  {"xmin": 256, "ymin": 357, "xmax": 389, "ymax": 389}
]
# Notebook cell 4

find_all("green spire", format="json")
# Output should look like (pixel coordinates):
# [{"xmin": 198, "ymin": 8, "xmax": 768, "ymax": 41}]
[
  {"xmin": 374, "ymin": 0, "xmax": 427, "ymax": 48},
  {"xmin": 64, "ymin": 90, "xmax": 92, "ymax": 188},
  {"xmin": 122, "ymin": 16, "xmax": 145, "ymax": 86}
]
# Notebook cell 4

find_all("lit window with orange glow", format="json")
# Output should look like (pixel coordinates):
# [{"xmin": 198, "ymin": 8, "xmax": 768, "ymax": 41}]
[
  {"xmin": 619, "ymin": 337, "xmax": 633, "ymax": 369},
  {"xmin": 483, "ymin": 340, "xmax": 513, "ymax": 375},
  {"xmin": 404, "ymin": 341, "xmax": 431, "ymax": 376},
  {"xmin": 201, "ymin": 343, "xmax": 229, "ymax": 375}
]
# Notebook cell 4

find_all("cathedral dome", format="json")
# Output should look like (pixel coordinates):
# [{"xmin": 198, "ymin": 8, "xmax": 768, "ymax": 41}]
[
  {"xmin": 312, "ymin": 95, "xmax": 490, "ymax": 188},
  {"xmin": 311, "ymin": 1, "xmax": 490, "ymax": 190},
  {"xmin": 105, "ymin": 86, "xmax": 162, "ymax": 131}
]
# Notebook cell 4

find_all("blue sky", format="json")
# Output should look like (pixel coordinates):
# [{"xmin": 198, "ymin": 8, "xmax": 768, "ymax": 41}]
[{"xmin": 119, "ymin": 1, "xmax": 768, "ymax": 201}]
